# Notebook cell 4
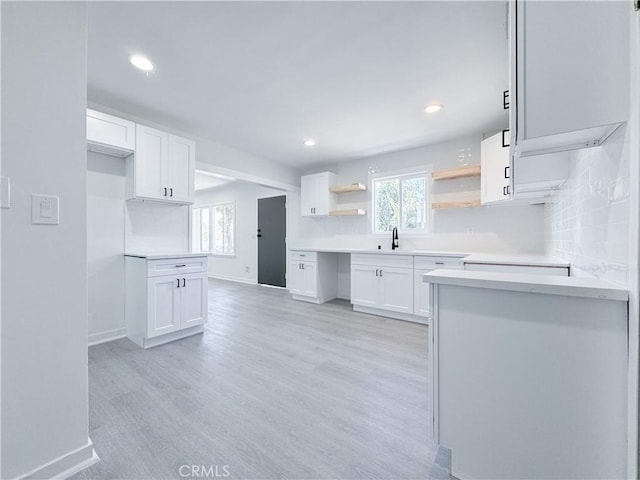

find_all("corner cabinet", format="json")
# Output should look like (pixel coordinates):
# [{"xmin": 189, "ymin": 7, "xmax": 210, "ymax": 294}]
[
  {"xmin": 300, "ymin": 172, "xmax": 337, "ymax": 216},
  {"xmin": 351, "ymin": 254, "xmax": 414, "ymax": 316},
  {"xmin": 127, "ymin": 125, "xmax": 195, "ymax": 205},
  {"xmin": 125, "ymin": 255, "xmax": 208, "ymax": 349},
  {"xmin": 509, "ymin": 0, "xmax": 627, "ymax": 157}
]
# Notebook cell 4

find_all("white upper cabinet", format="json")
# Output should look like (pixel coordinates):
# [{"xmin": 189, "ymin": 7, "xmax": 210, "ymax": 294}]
[
  {"xmin": 300, "ymin": 172, "xmax": 337, "ymax": 217},
  {"xmin": 86, "ymin": 109, "xmax": 136, "ymax": 157},
  {"xmin": 481, "ymin": 131, "xmax": 511, "ymax": 205},
  {"xmin": 509, "ymin": 1, "xmax": 628, "ymax": 157},
  {"xmin": 128, "ymin": 125, "xmax": 195, "ymax": 205}
]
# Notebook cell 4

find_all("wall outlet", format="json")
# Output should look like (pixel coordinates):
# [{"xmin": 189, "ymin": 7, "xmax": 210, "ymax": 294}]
[
  {"xmin": 245, "ymin": 266, "xmax": 250, "ymax": 273},
  {"xmin": 466, "ymin": 227, "xmax": 475, "ymax": 237}
]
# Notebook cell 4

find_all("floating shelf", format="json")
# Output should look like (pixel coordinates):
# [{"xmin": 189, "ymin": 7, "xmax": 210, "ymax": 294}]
[
  {"xmin": 432, "ymin": 165, "xmax": 481, "ymax": 181},
  {"xmin": 330, "ymin": 183, "xmax": 367, "ymax": 193},
  {"xmin": 432, "ymin": 199, "xmax": 481, "ymax": 210},
  {"xmin": 329, "ymin": 209, "xmax": 366, "ymax": 216}
]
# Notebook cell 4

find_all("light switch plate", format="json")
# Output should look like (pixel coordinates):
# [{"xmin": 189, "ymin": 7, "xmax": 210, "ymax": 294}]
[
  {"xmin": 31, "ymin": 194, "xmax": 59, "ymax": 225},
  {"xmin": 0, "ymin": 176, "xmax": 9, "ymax": 209}
]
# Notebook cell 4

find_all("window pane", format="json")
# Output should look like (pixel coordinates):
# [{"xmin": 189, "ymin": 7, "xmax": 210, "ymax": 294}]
[
  {"xmin": 214, "ymin": 206, "xmax": 224, "ymax": 254},
  {"xmin": 192, "ymin": 208, "xmax": 201, "ymax": 252},
  {"xmin": 201, "ymin": 208, "xmax": 210, "ymax": 252},
  {"xmin": 374, "ymin": 178, "xmax": 399, "ymax": 233},
  {"xmin": 401, "ymin": 177, "xmax": 426, "ymax": 230},
  {"xmin": 224, "ymin": 205, "xmax": 235, "ymax": 254}
]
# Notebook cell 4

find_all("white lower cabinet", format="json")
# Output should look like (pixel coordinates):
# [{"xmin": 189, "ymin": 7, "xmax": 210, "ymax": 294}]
[
  {"xmin": 126, "ymin": 255, "xmax": 208, "ymax": 348},
  {"xmin": 414, "ymin": 257, "xmax": 464, "ymax": 322},
  {"xmin": 351, "ymin": 254, "xmax": 413, "ymax": 316},
  {"xmin": 289, "ymin": 251, "xmax": 337, "ymax": 304}
]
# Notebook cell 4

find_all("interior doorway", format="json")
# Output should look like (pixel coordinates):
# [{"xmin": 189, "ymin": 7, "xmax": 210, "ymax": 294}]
[{"xmin": 257, "ymin": 195, "xmax": 286, "ymax": 287}]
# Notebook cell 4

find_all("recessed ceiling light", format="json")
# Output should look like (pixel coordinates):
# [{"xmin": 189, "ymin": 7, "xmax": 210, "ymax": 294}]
[
  {"xmin": 304, "ymin": 139, "xmax": 316, "ymax": 147},
  {"xmin": 424, "ymin": 104, "xmax": 443, "ymax": 114},
  {"xmin": 129, "ymin": 54, "xmax": 154, "ymax": 72}
]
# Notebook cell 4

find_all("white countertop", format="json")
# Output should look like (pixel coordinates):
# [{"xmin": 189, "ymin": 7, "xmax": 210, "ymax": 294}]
[
  {"xmin": 424, "ymin": 269, "xmax": 628, "ymax": 301},
  {"xmin": 125, "ymin": 252, "xmax": 208, "ymax": 260},
  {"xmin": 289, "ymin": 247, "xmax": 468, "ymax": 257},
  {"xmin": 462, "ymin": 253, "xmax": 570, "ymax": 268}
]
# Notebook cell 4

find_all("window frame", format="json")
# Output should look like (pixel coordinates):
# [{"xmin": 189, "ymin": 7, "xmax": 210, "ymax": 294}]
[
  {"xmin": 191, "ymin": 201, "xmax": 236, "ymax": 256},
  {"xmin": 369, "ymin": 167, "xmax": 433, "ymax": 238}
]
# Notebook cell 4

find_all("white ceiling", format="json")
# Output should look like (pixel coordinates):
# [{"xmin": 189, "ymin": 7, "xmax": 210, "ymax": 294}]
[{"xmin": 88, "ymin": 1, "xmax": 509, "ymax": 169}]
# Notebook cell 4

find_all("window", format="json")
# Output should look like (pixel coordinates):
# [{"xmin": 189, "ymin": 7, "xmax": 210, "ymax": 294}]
[
  {"xmin": 192, "ymin": 203, "xmax": 235, "ymax": 255},
  {"xmin": 371, "ymin": 171, "xmax": 430, "ymax": 234}
]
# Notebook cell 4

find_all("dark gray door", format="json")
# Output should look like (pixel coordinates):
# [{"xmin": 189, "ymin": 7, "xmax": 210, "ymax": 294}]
[{"xmin": 257, "ymin": 195, "xmax": 286, "ymax": 287}]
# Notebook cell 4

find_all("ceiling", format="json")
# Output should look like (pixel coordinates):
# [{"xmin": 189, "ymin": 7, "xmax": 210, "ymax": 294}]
[{"xmin": 88, "ymin": 1, "xmax": 509, "ymax": 169}]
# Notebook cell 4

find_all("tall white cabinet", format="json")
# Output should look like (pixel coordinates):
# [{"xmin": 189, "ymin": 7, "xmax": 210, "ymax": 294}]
[{"xmin": 125, "ymin": 254, "xmax": 208, "ymax": 349}]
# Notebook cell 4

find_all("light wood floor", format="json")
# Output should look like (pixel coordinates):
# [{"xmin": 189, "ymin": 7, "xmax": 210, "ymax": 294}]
[{"xmin": 74, "ymin": 279, "xmax": 448, "ymax": 479}]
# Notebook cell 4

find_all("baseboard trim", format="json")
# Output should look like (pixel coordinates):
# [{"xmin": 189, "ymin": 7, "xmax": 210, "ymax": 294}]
[
  {"xmin": 208, "ymin": 274, "xmax": 257, "ymax": 286},
  {"xmin": 88, "ymin": 328, "xmax": 126, "ymax": 346},
  {"xmin": 14, "ymin": 439, "xmax": 99, "ymax": 480},
  {"xmin": 353, "ymin": 305, "xmax": 429, "ymax": 325}
]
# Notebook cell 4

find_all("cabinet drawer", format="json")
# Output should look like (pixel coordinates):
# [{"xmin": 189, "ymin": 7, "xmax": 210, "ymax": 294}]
[
  {"xmin": 147, "ymin": 257, "xmax": 208, "ymax": 277},
  {"xmin": 351, "ymin": 253, "xmax": 413, "ymax": 269},
  {"xmin": 414, "ymin": 256, "xmax": 464, "ymax": 270},
  {"xmin": 290, "ymin": 251, "xmax": 317, "ymax": 262}
]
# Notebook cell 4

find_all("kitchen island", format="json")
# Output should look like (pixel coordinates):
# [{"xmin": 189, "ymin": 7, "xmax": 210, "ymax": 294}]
[{"xmin": 425, "ymin": 269, "xmax": 629, "ymax": 479}]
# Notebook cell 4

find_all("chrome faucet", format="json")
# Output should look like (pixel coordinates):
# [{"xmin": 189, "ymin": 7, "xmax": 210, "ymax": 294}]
[{"xmin": 392, "ymin": 227, "xmax": 399, "ymax": 250}]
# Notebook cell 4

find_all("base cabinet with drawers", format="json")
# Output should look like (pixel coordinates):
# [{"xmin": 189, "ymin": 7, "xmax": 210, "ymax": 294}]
[
  {"xmin": 414, "ymin": 256, "xmax": 464, "ymax": 322},
  {"xmin": 125, "ymin": 254, "xmax": 208, "ymax": 349},
  {"xmin": 289, "ymin": 250, "xmax": 338, "ymax": 304},
  {"xmin": 351, "ymin": 254, "xmax": 414, "ymax": 316}
]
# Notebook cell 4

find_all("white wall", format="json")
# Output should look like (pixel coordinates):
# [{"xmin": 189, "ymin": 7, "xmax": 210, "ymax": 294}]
[
  {"xmin": 125, "ymin": 202, "xmax": 189, "ymax": 254},
  {"xmin": 546, "ymin": 125, "xmax": 630, "ymax": 286},
  {"xmin": 1, "ymin": 2, "xmax": 94, "ymax": 478},
  {"xmin": 195, "ymin": 182, "xmax": 285, "ymax": 283},
  {"xmin": 292, "ymin": 134, "xmax": 546, "ymax": 254},
  {"xmin": 87, "ymin": 152, "xmax": 126, "ymax": 344}
]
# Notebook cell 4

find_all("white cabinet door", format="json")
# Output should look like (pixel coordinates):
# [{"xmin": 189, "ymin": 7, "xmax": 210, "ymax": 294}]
[
  {"xmin": 379, "ymin": 267, "xmax": 413, "ymax": 314},
  {"xmin": 168, "ymin": 135, "xmax": 195, "ymax": 204},
  {"xmin": 299, "ymin": 261, "xmax": 317, "ymax": 297},
  {"xmin": 135, "ymin": 125, "xmax": 169, "ymax": 201},
  {"xmin": 414, "ymin": 269, "xmax": 432, "ymax": 318},
  {"xmin": 87, "ymin": 109, "xmax": 136, "ymax": 153},
  {"xmin": 512, "ymin": 1, "xmax": 627, "ymax": 156},
  {"xmin": 300, "ymin": 174, "xmax": 316, "ymax": 217},
  {"xmin": 289, "ymin": 260, "xmax": 303, "ymax": 294},
  {"xmin": 481, "ymin": 132, "xmax": 510, "ymax": 205},
  {"xmin": 181, "ymin": 273, "xmax": 208, "ymax": 328},
  {"xmin": 147, "ymin": 276, "xmax": 181, "ymax": 338},
  {"xmin": 350, "ymin": 265, "xmax": 379, "ymax": 308}
]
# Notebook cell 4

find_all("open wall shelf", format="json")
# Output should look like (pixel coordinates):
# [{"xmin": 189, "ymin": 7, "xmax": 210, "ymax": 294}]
[
  {"xmin": 330, "ymin": 183, "xmax": 367, "ymax": 193},
  {"xmin": 432, "ymin": 165, "xmax": 481, "ymax": 181},
  {"xmin": 432, "ymin": 199, "xmax": 481, "ymax": 210},
  {"xmin": 329, "ymin": 209, "xmax": 366, "ymax": 216}
]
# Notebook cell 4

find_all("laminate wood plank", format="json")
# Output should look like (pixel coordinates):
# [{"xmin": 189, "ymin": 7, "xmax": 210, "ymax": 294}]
[{"xmin": 73, "ymin": 279, "xmax": 448, "ymax": 480}]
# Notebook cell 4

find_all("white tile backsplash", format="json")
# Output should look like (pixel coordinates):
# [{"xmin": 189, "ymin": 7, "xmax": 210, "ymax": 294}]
[
  {"xmin": 124, "ymin": 201, "xmax": 190, "ymax": 253},
  {"xmin": 546, "ymin": 125, "xmax": 630, "ymax": 286}
]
